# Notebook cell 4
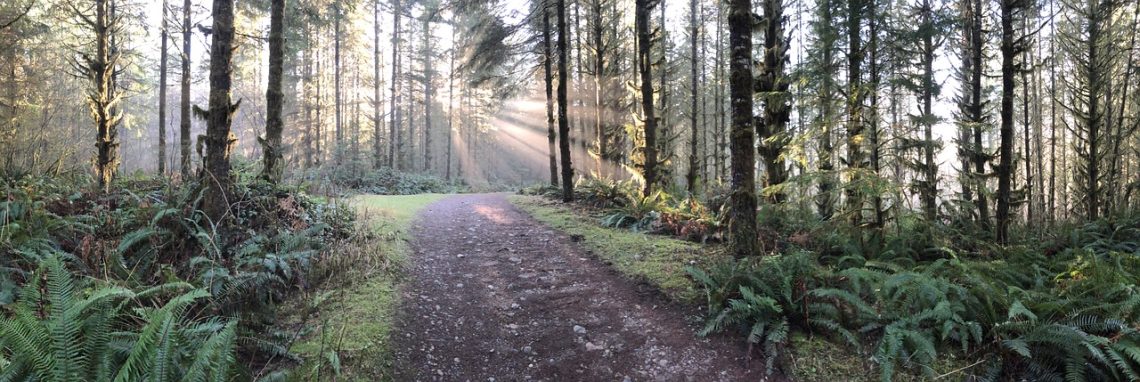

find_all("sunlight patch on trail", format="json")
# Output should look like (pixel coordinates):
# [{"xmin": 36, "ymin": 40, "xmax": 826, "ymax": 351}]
[{"xmin": 472, "ymin": 203, "xmax": 512, "ymax": 224}]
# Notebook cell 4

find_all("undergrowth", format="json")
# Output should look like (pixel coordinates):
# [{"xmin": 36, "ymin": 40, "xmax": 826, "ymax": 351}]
[
  {"xmin": 294, "ymin": 166, "xmax": 467, "ymax": 196},
  {"xmin": 0, "ymin": 174, "xmax": 372, "ymax": 381},
  {"xmin": 522, "ymin": 177, "xmax": 1140, "ymax": 381},
  {"xmin": 690, "ymin": 214, "xmax": 1140, "ymax": 381}
]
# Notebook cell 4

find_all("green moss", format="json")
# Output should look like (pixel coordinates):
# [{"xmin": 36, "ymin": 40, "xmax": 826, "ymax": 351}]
[
  {"xmin": 287, "ymin": 193, "xmax": 449, "ymax": 381},
  {"xmin": 509, "ymin": 195, "xmax": 713, "ymax": 302}
]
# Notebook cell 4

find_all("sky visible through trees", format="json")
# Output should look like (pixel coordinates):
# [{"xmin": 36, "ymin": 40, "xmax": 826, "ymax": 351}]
[
  {"xmin": 1, "ymin": 0, "xmax": 1139, "ymax": 221},
  {"xmin": 15, "ymin": 0, "xmax": 985, "ymax": 179}
]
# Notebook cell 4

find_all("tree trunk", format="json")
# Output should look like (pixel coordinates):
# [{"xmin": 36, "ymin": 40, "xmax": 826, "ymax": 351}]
[
  {"xmin": 1033, "ymin": 36, "xmax": 1045, "ymax": 225},
  {"xmin": 389, "ymin": 0, "xmax": 402, "ymax": 169},
  {"xmin": 180, "ymin": 0, "xmax": 192, "ymax": 178},
  {"xmin": 816, "ymin": 0, "xmax": 836, "ymax": 220},
  {"xmin": 544, "ymin": 5, "xmax": 558, "ymax": 186},
  {"xmin": 423, "ymin": 14, "xmax": 433, "ymax": 173},
  {"xmin": 334, "ymin": 6, "xmax": 343, "ymax": 165},
  {"xmin": 203, "ymin": 0, "xmax": 236, "ymax": 223},
  {"xmin": 867, "ymin": 0, "xmax": 882, "ymax": 225},
  {"xmin": 315, "ymin": 35, "xmax": 322, "ymax": 166},
  {"xmin": 92, "ymin": 0, "xmax": 122, "ymax": 193},
  {"xmin": 636, "ymin": 0, "xmax": 658, "ymax": 196},
  {"xmin": 446, "ymin": 20, "xmax": 456, "ymax": 181},
  {"xmin": 966, "ymin": 0, "xmax": 990, "ymax": 228},
  {"xmin": 591, "ymin": 0, "xmax": 605, "ymax": 177},
  {"xmin": 756, "ymin": 0, "xmax": 791, "ymax": 204},
  {"xmin": 1048, "ymin": 0, "xmax": 1056, "ymax": 223},
  {"xmin": 1021, "ymin": 35, "xmax": 1033, "ymax": 224},
  {"xmin": 716, "ymin": 9, "xmax": 727, "ymax": 183},
  {"xmin": 557, "ymin": 0, "xmax": 574, "ymax": 201},
  {"xmin": 686, "ymin": 0, "xmax": 699, "ymax": 194},
  {"xmin": 261, "ymin": 0, "xmax": 285, "ymax": 183},
  {"xmin": 845, "ymin": 0, "xmax": 865, "ymax": 224},
  {"xmin": 920, "ymin": 0, "xmax": 937, "ymax": 221},
  {"xmin": 700, "ymin": 26, "xmax": 709, "ymax": 187},
  {"xmin": 996, "ymin": 0, "xmax": 1017, "ymax": 242},
  {"xmin": 1081, "ymin": 1, "xmax": 1102, "ymax": 220},
  {"xmin": 373, "ymin": 0, "xmax": 384, "ymax": 168},
  {"xmin": 657, "ymin": 0, "xmax": 669, "ymax": 182},
  {"xmin": 727, "ymin": 0, "xmax": 757, "ymax": 257},
  {"xmin": 158, "ymin": 0, "xmax": 168, "ymax": 175},
  {"xmin": 574, "ymin": 0, "xmax": 587, "ymax": 161},
  {"xmin": 303, "ymin": 25, "xmax": 314, "ymax": 168}
]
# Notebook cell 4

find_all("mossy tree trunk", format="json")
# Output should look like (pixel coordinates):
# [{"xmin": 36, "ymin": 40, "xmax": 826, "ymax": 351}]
[
  {"xmin": 203, "ymin": 0, "xmax": 237, "ymax": 224},
  {"xmin": 728, "ymin": 0, "xmax": 757, "ymax": 257},
  {"xmin": 260, "ymin": 0, "xmax": 285, "ymax": 183}
]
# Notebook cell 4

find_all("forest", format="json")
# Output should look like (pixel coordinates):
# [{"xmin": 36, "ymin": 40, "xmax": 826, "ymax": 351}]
[{"xmin": 1, "ymin": 0, "xmax": 1140, "ymax": 379}]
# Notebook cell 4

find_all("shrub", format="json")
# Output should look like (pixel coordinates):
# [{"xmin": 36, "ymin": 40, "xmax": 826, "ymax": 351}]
[
  {"xmin": 2, "ymin": 174, "xmax": 360, "ymax": 379},
  {"xmin": 600, "ymin": 190, "xmax": 666, "ymax": 232},
  {"xmin": 0, "ymin": 255, "xmax": 237, "ymax": 381},
  {"xmin": 690, "ymin": 216, "xmax": 1140, "ymax": 381}
]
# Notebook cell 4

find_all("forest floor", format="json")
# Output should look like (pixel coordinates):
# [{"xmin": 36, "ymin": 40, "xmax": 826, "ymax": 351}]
[{"xmin": 389, "ymin": 193, "xmax": 768, "ymax": 381}]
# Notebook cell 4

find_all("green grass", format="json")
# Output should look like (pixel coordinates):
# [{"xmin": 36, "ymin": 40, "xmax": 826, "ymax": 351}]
[
  {"xmin": 509, "ymin": 194, "xmax": 714, "ymax": 302},
  {"xmin": 353, "ymin": 194, "xmax": 450, "ymax": 263},
  {"xmin": 286, "ymin": 193, "xmax": 450, "ymax": 381}
]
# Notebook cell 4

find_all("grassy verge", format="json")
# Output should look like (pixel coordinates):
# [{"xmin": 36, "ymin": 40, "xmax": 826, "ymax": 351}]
[
  {"xmin": 509, "ymin": 194, "xmax": 713, "ymax": 302},
  {"xmin": 285, "ymin": 194, "xmax": 449, "ymax": 381}
]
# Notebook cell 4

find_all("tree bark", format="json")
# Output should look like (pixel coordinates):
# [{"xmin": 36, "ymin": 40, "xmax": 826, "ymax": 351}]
[
  {"xmin": 303, "ymin": 25, "xmax": 313, "ymax": 168},
  {"xmin": 544, "ymin": 4, "xmax": 558, "ymax": 186},
  {"xmin": 715, "ymin": 7, "xmax": 726, "ymax": 183},
  {"xmin": 964, "ymin": 0, "xmax": 990, "ymax": 228},
  {"xmin": 203, "ymin": 0, "xmax": 236, "ymax": 223},
  {"xmin": 591, "ymin": 0, "xmax": 605, "ymax": 177},
  {"xmin": 920, "ymin": 0, "xmax": 937, "ymax": 221},
  {"xmin": 816, "ymin": 0, "xmax": 837, "ymax": 220},
  {"xmin": 686, "ymin": 0, "xmax": 700, "ymax": 194},
  {"xmin": 373, "ymin": 0, "xmax": 384, "ymax": 168},
  {"xmin": 636, "ymin": 0, "xmax": 659, "ymax": 196},
  {"xmin": 867, "ymin": 0, "xmax": 882, "ymax": 225},
  {"xmin": 423, "ymin": 14, "xmax": 434, "ymax": 172},
  {"xmin": 1021, "ymin": 32, "xmax": 1033, "ymax": 224},
  {"xmin": 157, "ymin": 0, "xmax": 168, "ymax": 175},
  {"xmin": 845, "ymin": 0, "xmax": 865, "ymax": 224},
  {"xmin": 756, "ymin": 0, "xmax": 791, "ymax": 204},
  {"xmin": 727, "ymin": 0, "xmax": 757, "ymax": 257},
  {"xmin": 558, "ymin": 0, "xmax": 574, "ymax": 201},
  {"xmin": 996, "ymin": 0, "xmax": 1017, "ymax": 242},
  {"xmin": 334, "ymin": 6, "xmax": 343, "ymax": 165},
  {"xmin": 91, "ymin": 0, "xmax": 122, "ymax": 193},
  {"xmin": 315, "ymin": 34, "xmax": 322, "ymax": 166},
  {"xmin": 1048, "ymin": 0, "xmax": 1056, "ymax": 223},
  {"xmin": 261, "ymin": 0, "xmax": 285, "ymax": 183},
  {"xmin": 180, "ymin": 0, "xmax": 192, "ymax": 178},
  {"xmin": 446, "ymin": 19, "xmax": 456, "ymax": 181},
  {"xmin": 389, "ymin": 0, "xmax": 402, "ymax": 169}
]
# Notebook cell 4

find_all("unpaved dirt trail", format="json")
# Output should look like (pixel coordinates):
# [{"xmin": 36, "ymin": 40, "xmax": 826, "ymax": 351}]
[{"xmin": 390, "ymin": 193, "xmax": 766, "ymax": 381}]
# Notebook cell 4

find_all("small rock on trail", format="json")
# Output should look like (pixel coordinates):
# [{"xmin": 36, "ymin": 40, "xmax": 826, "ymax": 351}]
[{"xmin": 389, "ymin": 193, "xmax": 766, "ymax": 381}]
